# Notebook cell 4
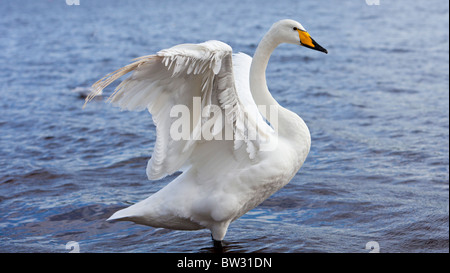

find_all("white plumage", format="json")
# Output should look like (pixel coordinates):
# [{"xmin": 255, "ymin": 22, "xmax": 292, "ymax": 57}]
[{"xmin": 85, "ymin": 19, "xmax": 327, "ymax": 244}]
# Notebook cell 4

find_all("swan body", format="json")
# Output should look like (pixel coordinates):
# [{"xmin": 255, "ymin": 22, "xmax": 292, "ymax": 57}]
[{"xmin": 85, "ymin": 19, "xmax": 327, "ymax": 243}]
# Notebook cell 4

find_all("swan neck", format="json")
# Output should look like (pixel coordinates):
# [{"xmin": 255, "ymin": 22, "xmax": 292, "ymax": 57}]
[
  {"xmin": 249, "ymin": 31, "xmax": 309, "ymax": 143},
  {"xmin": 249, "ymin": 32, "xmax": 280, "ymax": 108}
]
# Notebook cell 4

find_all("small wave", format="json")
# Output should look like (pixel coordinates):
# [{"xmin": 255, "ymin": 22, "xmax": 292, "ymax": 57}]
[
  {"xmin": 384, "ymin": 87, "xmax": 419, "ymax": 94},
  {"xmin": 48, "ymin": 204, "xmax": 117, "ymax": 222},
  {"xmin": 22, "ymin": 168, "xmax": 65, "ymax": 181}
]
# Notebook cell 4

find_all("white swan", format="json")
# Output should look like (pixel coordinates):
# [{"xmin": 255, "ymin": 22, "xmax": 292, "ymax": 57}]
[{"xmin": 85, "ymin": 19, "xmax": 327, "ymax": 247}]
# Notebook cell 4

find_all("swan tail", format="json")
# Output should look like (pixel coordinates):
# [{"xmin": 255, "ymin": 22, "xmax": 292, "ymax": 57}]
[
  {"xmin": 106, "ymin": 201, "xmax": 204, "ymax": 231},
  {"xmin": 106, "ymin": 203, "xmax": 158, "ymax": 226},
  {"xmin": 107, "ymin": 206, "xmax": 138, "ymax": 222}
]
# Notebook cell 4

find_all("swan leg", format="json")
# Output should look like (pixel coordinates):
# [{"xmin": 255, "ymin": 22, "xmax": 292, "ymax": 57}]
[
  {"xmin": 211, "ymin": 233, "xmax": 223, "ymax": 249},
  {"xmin": 208, "ymin": 221, "xmax": 229, "ymax": 250},
  {"xmin": 213, "ymin": 239, "xmax": 223, "ymax": 249},
  {"xmin": 210, "ymin": 221, "xmax": 230, "ymax": 241}
]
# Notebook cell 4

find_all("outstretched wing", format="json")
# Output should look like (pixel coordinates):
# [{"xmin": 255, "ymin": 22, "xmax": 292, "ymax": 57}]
[{"xmin": 85, "ymin": 40, "xmax": 273, "ymax": 180}]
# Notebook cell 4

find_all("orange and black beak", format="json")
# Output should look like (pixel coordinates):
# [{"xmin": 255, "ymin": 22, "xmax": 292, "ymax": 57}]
[{"xmin": 297, "ymin": 29, "xmax": 328, "ymax": 54}]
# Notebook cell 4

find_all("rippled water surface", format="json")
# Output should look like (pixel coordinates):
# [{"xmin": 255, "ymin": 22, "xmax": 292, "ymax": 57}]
[{"xmin": 0, "ymin": 0, "xmax": 448, "ymax": 253}]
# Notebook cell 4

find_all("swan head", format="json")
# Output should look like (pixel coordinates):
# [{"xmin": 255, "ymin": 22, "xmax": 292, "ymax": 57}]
[{"xmin": 270, "ymin": 19, "xmax": 328, "ymax": 54}]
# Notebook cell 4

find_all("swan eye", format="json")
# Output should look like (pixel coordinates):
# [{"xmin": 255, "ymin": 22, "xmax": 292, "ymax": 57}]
[{"xmin": 293, "ymin": 27, "xmax": 298, "ymax": 31}]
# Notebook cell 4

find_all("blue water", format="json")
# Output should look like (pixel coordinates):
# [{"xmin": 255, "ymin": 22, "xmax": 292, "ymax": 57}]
[{"xmin": 0, "ymin": 0, "xmax": 448, "ymax": 253}]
